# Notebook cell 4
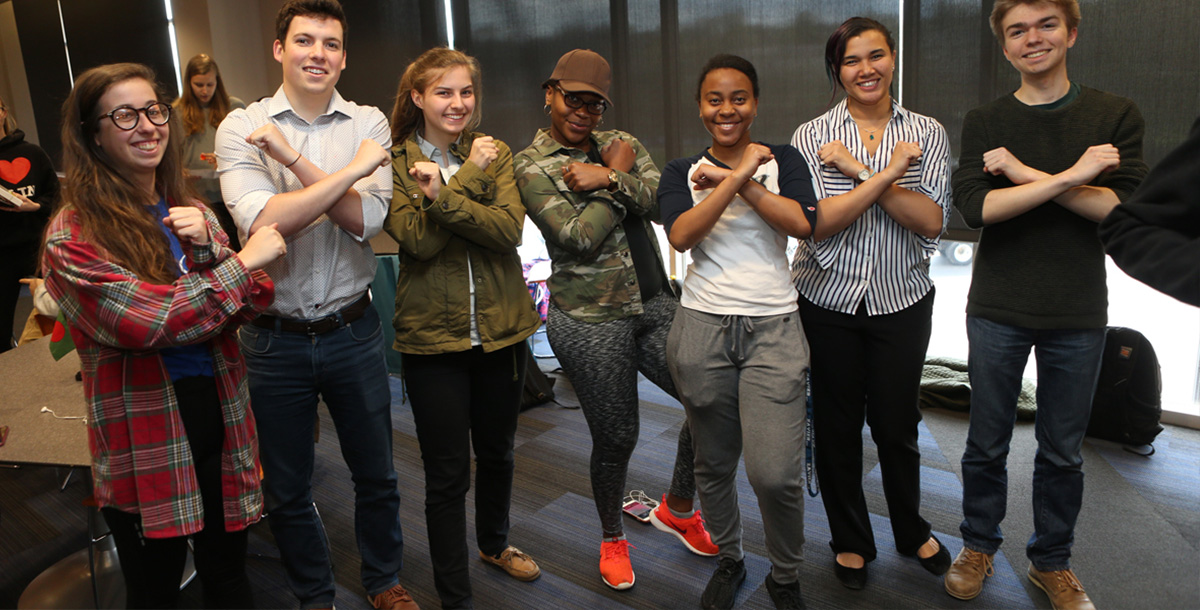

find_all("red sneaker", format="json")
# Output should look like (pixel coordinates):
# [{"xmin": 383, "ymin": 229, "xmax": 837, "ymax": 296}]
[
  {"xmin": 599, "ymin": 538, "xmax": 635, "ymax": 590},
  {"xmin": 649, "ymin": 495, "xmax": 719, "ymax": 556}
]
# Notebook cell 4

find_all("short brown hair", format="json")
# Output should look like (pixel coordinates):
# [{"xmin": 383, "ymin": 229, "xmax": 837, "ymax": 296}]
[
  {"xmin": 276, "ymin": 0, "xmax": 347, "ymax": 46},
  {"xmin": 990, "ymin": 0, "xmax": 1080, "ymax": 42}
]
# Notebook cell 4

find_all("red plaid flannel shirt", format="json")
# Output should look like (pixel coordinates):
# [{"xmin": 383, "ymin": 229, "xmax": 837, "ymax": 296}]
[{"xmin": 44, "ymin": 206, "xmax": 274, "ymax": 538}]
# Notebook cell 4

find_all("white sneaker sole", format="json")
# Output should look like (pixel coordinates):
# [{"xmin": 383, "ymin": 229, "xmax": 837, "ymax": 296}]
[
  {"xmin": 601, "ymin": 571, "xmax": 635, "ymax": 590},
  {"xmin": 649, "ymin": 508, "xmax": 719, "ymax": 557}
]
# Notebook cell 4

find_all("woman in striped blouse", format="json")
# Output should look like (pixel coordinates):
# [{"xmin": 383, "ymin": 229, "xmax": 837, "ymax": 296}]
[{"xmin": 790, "ymin": 17, "xmax": 951, "ymax": 590}]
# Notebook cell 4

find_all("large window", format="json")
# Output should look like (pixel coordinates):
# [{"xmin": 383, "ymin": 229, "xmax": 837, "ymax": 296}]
[{"xmin": 446, "ymin": 0, "xmax": 1200, "ymax": 419}]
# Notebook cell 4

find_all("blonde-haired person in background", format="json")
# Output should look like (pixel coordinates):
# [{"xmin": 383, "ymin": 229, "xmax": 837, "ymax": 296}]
[{"xmin": 174, "ymin": 53, "xmax": 245, "ymax": 247}]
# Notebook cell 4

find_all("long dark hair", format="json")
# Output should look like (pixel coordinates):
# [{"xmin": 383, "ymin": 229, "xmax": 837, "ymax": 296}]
[
  {"xmin": 175, "ymin": 54, "xmax": 233, "ymax": 137},
  {"xmin": 56, "ymin": 63, "xmax": 194, "ymax": 285},
  {"xmin": 824, "ymin": 17, "xmax": 897, "ymax": 105},
  {"xmin": 389, "ymin": 47, "xmax": 482, "ymax": 144}
]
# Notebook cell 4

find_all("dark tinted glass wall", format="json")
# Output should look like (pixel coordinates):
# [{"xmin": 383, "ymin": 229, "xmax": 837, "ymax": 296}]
[
  {"xmin": 459, "ymin": 1, "xmax": 900, "ymax": 164},
  {"xmin": 453, "ymin": 0, "xmax": 1195, "ymax": 187},
  {"xmin": 13, "ymin": 0, "xmax": 179, "ymax": 162},
  {"xmin": 338, "ymin": 0, "xmax": 442, "ymax": 124}
]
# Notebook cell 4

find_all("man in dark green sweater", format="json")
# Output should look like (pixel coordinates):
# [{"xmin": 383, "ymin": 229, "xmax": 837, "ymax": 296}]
[{"xmin": 946, "ymin": 1, "xmax": 1147, "ymax": 609}]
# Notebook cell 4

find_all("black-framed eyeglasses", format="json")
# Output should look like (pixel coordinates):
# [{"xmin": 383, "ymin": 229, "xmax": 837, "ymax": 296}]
[
  {"xmin": 99, "ymin": 102, "xmax": 172, "ymax": 131},
  {"xmin": 555, "ymin": 86, "xmax": 608, "ymax": 116}
]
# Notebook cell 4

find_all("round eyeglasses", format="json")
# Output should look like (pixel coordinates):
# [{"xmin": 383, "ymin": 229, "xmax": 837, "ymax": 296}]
[
  {"xmin": 555, "ymin": 86, "xmax": 608, "ymax": 116},
  {"xmin": 99, "ymin": 102, "xmax": 172, "ymax": 131}
]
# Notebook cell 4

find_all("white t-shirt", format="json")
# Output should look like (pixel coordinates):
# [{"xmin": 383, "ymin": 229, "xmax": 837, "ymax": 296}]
[{"xmin": 658, "ymin": 144, "xmax": 817, "ymax": 316}]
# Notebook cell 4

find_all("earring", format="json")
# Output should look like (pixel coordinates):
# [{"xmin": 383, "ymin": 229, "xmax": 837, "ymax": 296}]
[
  {"xmin": 597, "ymin": 116, "xmax": 604, "ymax": 126},
  {"xmin": 543, "ymin": 104, "xmax": 551, "ymax": 115}
]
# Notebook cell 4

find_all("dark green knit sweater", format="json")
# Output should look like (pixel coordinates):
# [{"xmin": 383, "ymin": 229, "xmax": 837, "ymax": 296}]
[{"xmin": 952, "ymin": 86, "xmax": 1148, "ymax": 329}]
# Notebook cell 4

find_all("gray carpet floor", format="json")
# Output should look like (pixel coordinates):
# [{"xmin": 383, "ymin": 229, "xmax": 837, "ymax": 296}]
[{"xmin": 3, "ymin": 346, "xmax": 1198, "ymax": 609}]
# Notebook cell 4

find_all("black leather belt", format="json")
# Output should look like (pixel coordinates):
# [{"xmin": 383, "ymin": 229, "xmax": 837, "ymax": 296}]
[{"xmin": 251, "ymin": 292, "xmax": 371, "ymax": 335}]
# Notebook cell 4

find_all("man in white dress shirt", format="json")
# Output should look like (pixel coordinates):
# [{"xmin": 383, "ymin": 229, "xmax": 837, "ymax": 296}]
[{"xmin": 215, "ymin": 1, "xmax": 416, "ymax": 609}]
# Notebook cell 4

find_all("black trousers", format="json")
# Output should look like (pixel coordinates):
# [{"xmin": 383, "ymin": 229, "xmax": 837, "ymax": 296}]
[
  {"xmin": 0, "ymin": 243, "xmax": 37, "ymax": 352},
  {"xmin": 401, "ymin": 343, "xmax": 527, "ymax": 610},
  {"xmin": 798, "ymin": 290, "xmax": 934, "ymax": 562},
  {"xmin": 103, "ymin": 376, "xmax": 253, "ymax": 609}
]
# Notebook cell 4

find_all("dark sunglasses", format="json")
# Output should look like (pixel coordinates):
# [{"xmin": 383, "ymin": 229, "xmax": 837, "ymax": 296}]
[{"xmin": 555, "ymin": 86, "xmax": 608, "ymax": 116}]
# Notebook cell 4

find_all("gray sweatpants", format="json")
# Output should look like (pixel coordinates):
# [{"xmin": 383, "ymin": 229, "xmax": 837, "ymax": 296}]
[{"xmin": 666, "ymin": 305, "xmax": 809, "ymax": 583}]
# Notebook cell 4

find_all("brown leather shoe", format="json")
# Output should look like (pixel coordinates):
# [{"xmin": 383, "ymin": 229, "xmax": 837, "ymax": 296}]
[
  {"xmin": 944, "ymin": 547, "xmax": 995, "ymax": 600},
  {"xmin": 480, "ymin": 546, "xmax": 542, "ymax": 581},
  {"xmin": 367, "ymin": 582, "xmax": 419, "ymax": 610},
  {"xmin": 1027, "ymin": 565, "xmax": 1095, "ymax": 610}
]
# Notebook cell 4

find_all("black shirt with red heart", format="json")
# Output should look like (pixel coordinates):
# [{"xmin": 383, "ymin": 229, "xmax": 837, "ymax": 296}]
[{"xmin": 0, "ymin": 129, "xmax": 58, "ymax": 247}]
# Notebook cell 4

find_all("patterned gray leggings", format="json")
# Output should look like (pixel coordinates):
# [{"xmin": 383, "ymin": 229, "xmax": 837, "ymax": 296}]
[{"xmin": 547, "ymin": 293, "xmax": 697, "ymax": 537}]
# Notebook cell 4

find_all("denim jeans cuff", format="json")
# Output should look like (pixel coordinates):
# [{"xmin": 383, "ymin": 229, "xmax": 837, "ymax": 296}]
[
  {"xmin": 962, "ymin": 541, "xmax": 998, "ymax": 555},
  {"xmin": 366, "ymin": 576, "xmax": 401, "ymax": 598},
  {"xmin": 301, "ymin": 598, "xmax": 336, "ymax": 610},
  {"xmin": 1030, "ymin": 560, "xmax": 1071, "ymax": 572}
]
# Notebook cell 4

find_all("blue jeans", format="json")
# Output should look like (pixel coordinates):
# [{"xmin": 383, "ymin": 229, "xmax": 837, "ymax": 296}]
[
  {"xmin": 240, "ymin": 304, "xmax": 403, "ymax": 608},
  {"xmin": 960, "ymin": 316, "xmax": 1105, "ymax": 570}
]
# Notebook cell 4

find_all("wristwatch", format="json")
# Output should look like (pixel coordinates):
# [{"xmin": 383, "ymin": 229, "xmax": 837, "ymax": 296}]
[
  {"xmin": 856, "ymin": 167, "xmax": 874, "ymax": 182},
  {"xmin": 607, "ymin": 169, "xmax": 619, "ymax": 192}
]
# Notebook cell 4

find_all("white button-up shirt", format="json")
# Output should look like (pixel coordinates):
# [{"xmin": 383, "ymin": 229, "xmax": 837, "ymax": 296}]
[
  {"xmin": 216, "ymin": 87, "xmax": 392, "ymax": 319},
  {"xmin": 791, "ymin": 100, "xmax": 950, "ymax": 316}
]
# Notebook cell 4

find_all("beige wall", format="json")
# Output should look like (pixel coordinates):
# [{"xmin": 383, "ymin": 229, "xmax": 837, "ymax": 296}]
[
  {"xmin": 171, "ymin": 0, "xmax": 213, "ymax": 94},
  {"xmin": 170, "ymin": 0, "xmax": 280, "ymax": 104},
  {"xmin": 0, "ymin": 0, "xmax": 38, "ymax": 144}
]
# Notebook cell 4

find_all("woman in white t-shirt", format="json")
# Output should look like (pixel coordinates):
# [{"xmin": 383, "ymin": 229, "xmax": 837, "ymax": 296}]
[{"xmin": 658, "ymin": 53, "xmax": 817, "ymax": 610}]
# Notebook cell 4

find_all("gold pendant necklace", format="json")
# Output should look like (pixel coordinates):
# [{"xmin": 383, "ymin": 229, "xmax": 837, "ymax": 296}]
[{"xmin": 859, "ymin": 116, "xmax": 891, "ymax": 141}]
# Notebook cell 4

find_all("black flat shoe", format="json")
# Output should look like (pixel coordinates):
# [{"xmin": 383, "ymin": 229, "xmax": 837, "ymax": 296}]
[
  {"xmin": 834, "ymin": 560, "xmax": 867, "ymax": 590},
  {"xmin": 916, "ymin": 535, "xmax": 952, "ymax": 576}
]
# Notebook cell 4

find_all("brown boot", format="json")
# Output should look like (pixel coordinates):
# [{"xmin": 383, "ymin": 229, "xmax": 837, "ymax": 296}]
[
  {"xmin": 367, "ymin": 581, "xmax": 420, "ymax": 610},
  {"xmin": 944, "ymin": 547, "xmax": 994, "ymax": 600},
  {"xmin": 1027, "ymin": 565, "xmax": 1095, "ymax": 610}
]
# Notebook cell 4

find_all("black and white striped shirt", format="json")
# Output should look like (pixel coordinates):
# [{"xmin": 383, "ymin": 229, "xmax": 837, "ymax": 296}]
[{"xmin": 790, "ymin": 100, "xmax": 950, "ymax": 316}]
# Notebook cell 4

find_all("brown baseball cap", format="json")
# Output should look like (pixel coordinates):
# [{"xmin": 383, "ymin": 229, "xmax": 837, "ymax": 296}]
[{"xmin": 542, "ymin": 49, "xmax": 613, "ymax": 106}]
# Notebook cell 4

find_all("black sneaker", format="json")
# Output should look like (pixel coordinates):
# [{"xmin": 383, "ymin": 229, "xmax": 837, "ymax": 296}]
[
  {"xmin": 765, "ymin": 573, "xmax": 806, "ymax": 609},
  {"xmin": 700, "ymin": 557, "xmax": 746, "ymax": 609}
]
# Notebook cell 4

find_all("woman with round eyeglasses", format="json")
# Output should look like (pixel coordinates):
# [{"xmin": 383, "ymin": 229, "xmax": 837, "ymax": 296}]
[
  {"xmin": 791, "ymin": 17, "xmax": 951, "ymax": 590},
  {"xmin": 42, "ymin": 63, "xmax": 285, "ymax": 608},
  {"xmin": 514, "ymin": 49, "xmax": 717, "ymax": 592}
]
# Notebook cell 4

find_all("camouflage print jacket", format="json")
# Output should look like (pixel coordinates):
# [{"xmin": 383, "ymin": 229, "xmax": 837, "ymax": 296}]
[{"xmin": 514, "ymin": 128, "xmax": 671, "ymax": 323}]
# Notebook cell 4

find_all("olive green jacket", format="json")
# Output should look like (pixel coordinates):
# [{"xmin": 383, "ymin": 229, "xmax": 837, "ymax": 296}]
[{"xmin": 385, "ymin": 131, "xmax": 539, "ymax": 355}]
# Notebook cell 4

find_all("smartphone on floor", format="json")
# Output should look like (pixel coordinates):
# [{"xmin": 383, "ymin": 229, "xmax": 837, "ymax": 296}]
[{"xmin": 622, "ymin": 499, "xmax": 653, "ymax": 523}]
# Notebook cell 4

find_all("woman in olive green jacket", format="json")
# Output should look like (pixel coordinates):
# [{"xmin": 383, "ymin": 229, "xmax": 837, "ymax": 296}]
[{"xmin": 384, "ymin": 47, "xmax": 541, "ymax": 610}]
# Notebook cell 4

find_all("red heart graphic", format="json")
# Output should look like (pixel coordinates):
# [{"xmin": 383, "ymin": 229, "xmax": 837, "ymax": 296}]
[{"xmin": 0, "ymin": 157, "xmax": 32, "ymax": 184}]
